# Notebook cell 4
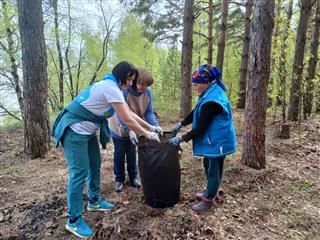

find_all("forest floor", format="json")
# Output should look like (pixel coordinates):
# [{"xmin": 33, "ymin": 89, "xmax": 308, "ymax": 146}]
[{"xmin": 0, "ymin": 110, "xmax": 319, "ymax": 240}]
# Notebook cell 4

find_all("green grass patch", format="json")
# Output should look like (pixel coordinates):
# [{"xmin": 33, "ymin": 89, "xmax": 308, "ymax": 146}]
[
  {"xmin": 296, "ymin": 180, "xmax": 312, "ymax": 190},
  {"xmin": 0, "ymin": 118, "xmax": 23, "ymax": 133},
  {"xmin": 226, "ymin": 166, "xmax": 240, "ymax": 174},
  {"xmin": 153, "ymin": 100, "xmax": 180, "ymax": 122},
  {"xmin": 0, "ymin": 164, "xmax": 9, "ymax": 172}
]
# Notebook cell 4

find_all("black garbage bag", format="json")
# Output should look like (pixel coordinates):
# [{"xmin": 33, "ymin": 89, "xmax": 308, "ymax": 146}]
[{"xmin": 138, "ymin": 132, "xmax": 181, "ymax": 208}]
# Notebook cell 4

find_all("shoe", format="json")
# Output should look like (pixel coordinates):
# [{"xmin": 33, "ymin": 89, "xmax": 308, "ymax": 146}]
[
  {"xmin": 195, "ymin": 191, "xmax": 205, "ymax": 201},
  {"xmin": 196, "ymin": 189, "xmax": 224, "ymax": 201},
  {"xmin": 215, "ymin": 189, "xmax": 225, "ymax": 203},
  {"xmin": 87, "ymin": 198, "xmax": 114, "ymax": 212},
  {"xmin": 65, "ymin": 217, "xmax": 93, "ymax": 238},
  {"xmin": 191, "ymin": 196, "xmax": 214, "ymax": 213},
  {"xmin": 115, "ymin": 181, "xmax": 123, "ymax": 192},
  {"xmin": 130, "ymin": 177, "xmax": 141, "ymax": 188}
]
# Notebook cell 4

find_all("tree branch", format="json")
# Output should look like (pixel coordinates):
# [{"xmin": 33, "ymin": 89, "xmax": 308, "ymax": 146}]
[
  {"xmin": 193, "ymin": 30, "xmax": 209, "ymax": 39},
  {"xmin": 0, "ymin": 102, "xmax": 22, "ymax": 121}
]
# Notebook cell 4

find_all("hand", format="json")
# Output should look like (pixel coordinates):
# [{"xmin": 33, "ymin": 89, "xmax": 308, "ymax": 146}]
[
  {"xmin": 150, "ymin": 125, "xmax": 163, "ymax": 136},
  {"xmin": 146, "ymin": 131, "xmax": 160, "ymax": 142},
  {"xmin": 171, "ymin": 123, "xmax": 182, "ymax": 135},
  {"xmin": 129, "ymin": 130, "xmax": 138, "ymax": 145},
  {"xmin": 168, "ymin": 136, "xmax": 183, "ymax": 145}
]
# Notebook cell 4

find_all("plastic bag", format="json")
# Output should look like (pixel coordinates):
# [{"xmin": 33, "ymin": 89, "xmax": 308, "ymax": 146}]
[{"xmin": 138, "ymin": 132, "xmax": 181, "ymax": 208}]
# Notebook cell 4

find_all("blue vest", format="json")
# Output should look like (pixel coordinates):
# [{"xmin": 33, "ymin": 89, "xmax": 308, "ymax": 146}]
[{"xmin": 192, "ymin": 82, "xmax": 237, "ymax": 157}]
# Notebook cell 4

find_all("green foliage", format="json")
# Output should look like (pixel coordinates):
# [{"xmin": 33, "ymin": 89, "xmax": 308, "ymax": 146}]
[
  {"xmin": 226, "ymin": 166, "xmax": 240, "ymax": 174},
  {"xmin": 2, "ymin": 0, "xmax": 317, "ymax": 123},
  {"xmin": 156, "ymin": 44, "xmax": 181, "ymax": 103},
  {"xmin": 296, "ymin": 180, "xmax": 312, "ymax": 190},
  {"xmin": 112, "ymin": 14, "xmax": 151, "ymax": 66},
  {"xmin": 0, "ymin": 117, "xmax": 23, "ymax": 132},
  {"xmin": 0, "ymin": 164, "xmax": 8, "ymax": 172},
  {"xmin": 121, "ymin": 0, "xmax": 184, "ymax": 42}
]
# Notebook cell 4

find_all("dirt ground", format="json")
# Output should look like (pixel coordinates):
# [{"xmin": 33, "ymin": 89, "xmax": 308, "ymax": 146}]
[{"xmin": 0, "ymin": 110, "xmax": 319, "ymax": 240}]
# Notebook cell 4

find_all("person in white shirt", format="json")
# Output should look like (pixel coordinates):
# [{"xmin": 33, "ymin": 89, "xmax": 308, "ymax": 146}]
[{"xmin": 52, "ymin": 61, "xmax": 160, "ymax": 238}]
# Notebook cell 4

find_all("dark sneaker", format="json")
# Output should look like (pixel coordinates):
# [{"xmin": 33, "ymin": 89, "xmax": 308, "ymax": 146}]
[
  {"xmin": 191, "ymin": 196, "xmax": 214, "ymax": 213},
  {"xmin": 66, "ymin": 217, "xmax": 93, "ymax": 238},
  {"xmin": 115, "ymin": 181, "xmax": 123, "ymax": 192},
  {"xmin": 215, "ymin": 189, "xmax": 225, "ymax": 203},
  {"xmin": 130, "ymin": 177, "xmax": 141, "ymax": 188},
  {"xmin": 196, "ymin": 189, "xmax": 225, "ymax": 201}
]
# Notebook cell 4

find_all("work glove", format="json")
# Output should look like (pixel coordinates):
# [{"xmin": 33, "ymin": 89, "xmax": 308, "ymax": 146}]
[
  {"xmin": 129, "ymin": 130, "xmax": 138, "ymax": 146},
  {"xmin": 168, "ymin": 136, "xmax": 183, "ymax": 146},
  {"xmin": 150, "ymin": 125, "xmax": 163, "ymax": 136},
  {"xmin": 171, "ymin": 123, "xmax": 182, "ymax": 135},
  {"xmin": 146, "ymin": 131, "xmax": 160, "ymax": 142}
]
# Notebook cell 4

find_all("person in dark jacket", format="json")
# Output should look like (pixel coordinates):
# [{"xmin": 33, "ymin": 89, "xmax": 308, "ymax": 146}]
[
  {"xmin": 51, "ymin": 61, "xmax": 160, "ymax": 238},
  {"xmin": 169, "ymin": 64, "xmax": 237, "ymax": 213}
]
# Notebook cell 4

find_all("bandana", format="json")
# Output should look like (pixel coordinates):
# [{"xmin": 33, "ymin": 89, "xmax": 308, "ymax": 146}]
[{"xmin": 192, "ymin": 64, "xmax": 226, "ymax": 91}]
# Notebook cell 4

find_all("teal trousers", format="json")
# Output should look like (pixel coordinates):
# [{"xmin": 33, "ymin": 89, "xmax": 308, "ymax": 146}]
[
  {"xmin": 62, "ymin": 128, "xmax": 101, "ymax": 219},
  {"xmin": 203, "ymin": 156, "xmax": 225, "ymax": 199}
]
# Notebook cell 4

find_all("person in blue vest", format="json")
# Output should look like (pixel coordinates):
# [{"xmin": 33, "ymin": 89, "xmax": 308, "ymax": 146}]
[
  {"xmin": 51, "ymin": 61, "xmax": 160, "ymax": 238},
  {"xmin": 169, "ymin": 64, "xmax": 237, "ymax": 213},
  {"xmin": 109, "ymin": 68, "xmax": 162, "ymax": 192}
]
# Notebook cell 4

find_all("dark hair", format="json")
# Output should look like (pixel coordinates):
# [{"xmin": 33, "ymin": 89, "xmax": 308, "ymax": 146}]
[{"xmin": 112, "ymin": 61, "xmax": 137, "ymax": 85}]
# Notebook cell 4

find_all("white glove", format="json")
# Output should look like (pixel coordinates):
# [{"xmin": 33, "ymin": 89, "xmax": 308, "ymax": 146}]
[
  {"xmin": 150, "ymin": 125, "xmax": 163, "ymax": 136},
  {"xmin": 146, "ymin": 131, "xmax": 160, "ymax": 142},
  {"xmin": 129, "ymin": 130, "xmax": 138, "ymax": 145}
]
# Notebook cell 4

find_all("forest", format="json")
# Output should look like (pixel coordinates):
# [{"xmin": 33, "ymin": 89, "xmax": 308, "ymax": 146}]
[{"xmin": 0, "ymin": 0, "xmax": 319, "ymax": 239}]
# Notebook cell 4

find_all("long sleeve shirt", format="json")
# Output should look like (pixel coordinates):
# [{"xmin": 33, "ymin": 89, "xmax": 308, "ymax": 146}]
[{"xmin": 181, "ymin": 101, "xmax": 223, "ymax": 142}]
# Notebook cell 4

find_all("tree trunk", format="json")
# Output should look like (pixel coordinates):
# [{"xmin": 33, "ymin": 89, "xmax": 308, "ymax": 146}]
[
  {"xmin": 52, "ymin": 0, "xmax": 64, "ymax": 110},
  {"xmin": 216, "ymin": 0, "xmax": 229, "ymax": 71},
  {"xmin": 180, "ymin": 0, "xmax": 194, "ymax": 118},
  {"xmin": 65, "ymin": 0, "xmax": 75, "ymax": 99},
  {"xmin": 273, "ymin": 123, "xmax": 290, "ymax": 139},
  {"xmin": 278, "ymin": 0, "xmax": 294, "ymax": 123},
  {"xmin": 17, "ymin": 0, "xmax": 50, "ymax": 158},
  {"xmin": 287, "ymin": 0, "xmax": 313, "ymax": 121},
  {"xmin": 2, "ymin": 0, "xmax": 24, "ymax": 120},
  {"xmin": 303, "ymin": 0, "xmax": 320, "ymax": 118},
  {"xmin": 271, "ymin": 0, "xmax": 282, "ymax": 121},
  {"xmin": 241, "ymin": 0, "xmax": 275, "ymax": 170},
  {"xmin": 207, "ymin": 0, "xmax": 213, "ymax": 65},
  {"xmin": 316, "ymin": 82, "xmax": 320, "ymax": 113},
  {"xmin": 236, "ymin": 0, "xmax": 253, "ymax": 109}
]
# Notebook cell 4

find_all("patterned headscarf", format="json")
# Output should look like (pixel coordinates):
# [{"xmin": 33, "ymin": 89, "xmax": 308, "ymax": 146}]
[{"xmin": 191, "ymin": 64, "xmax": 226, "ymax": 91}]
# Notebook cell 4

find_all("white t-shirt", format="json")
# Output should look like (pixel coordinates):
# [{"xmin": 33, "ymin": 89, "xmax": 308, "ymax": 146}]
[{"xmin": 70, "ymin": 80, "xmax": 125, "ymax": 135}]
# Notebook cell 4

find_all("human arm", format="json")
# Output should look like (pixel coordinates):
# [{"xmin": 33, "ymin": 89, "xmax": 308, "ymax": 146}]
[
  {"xmin": 181, "ymin": 109, "xmax": 194, "ymax": 126},
  {"xmin": 170, "ymin": 109, "xmax": 194, "ymax": 135},
  {"xmin": 181, "ymin": 102, "xmax": 223, "ymax": 142},
  {"xmin": 130, "ymin": 110, "xmax": 154, "ymax": 130},
  {"xmin": 111, "ymin": 102, "xmax": 159, "ymax": 141},
  {"xmin": 144, "ymin": 89, "xmax": 158, "ymax": 126},
  {"xmin": 116, "ymin": 89, "xmax": 161, "ymax": 134},
  {"xmin": 169, "ymin": 102, "xmax": 223, "ymax": 145}
]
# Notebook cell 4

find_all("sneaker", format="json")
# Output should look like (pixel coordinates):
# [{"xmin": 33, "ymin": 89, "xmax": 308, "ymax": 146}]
[
  {"xmin": 115, "ymin": 181, "xmax": 123, "ymax": 192},
  {"xmin": 130, "ymin": 177, "xmax": 141, "ymax": 188},
  {"xmin": 191, "ymin": 196, "xmax": 214, "ymax": 213},
  {"xmin": 195, "ymin": 189, "xmax": 224, "ymax": 201},
  {"xmin": 195, "ymin": 191, "xmax": 205, "ymax": 201},
  {"xmin": 87, "ymin": 198, "xmax": 114, "ymax": 212},
  {"xmin": 65, "ymin": 218, "xmax": 93, "ymax": 238}
]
